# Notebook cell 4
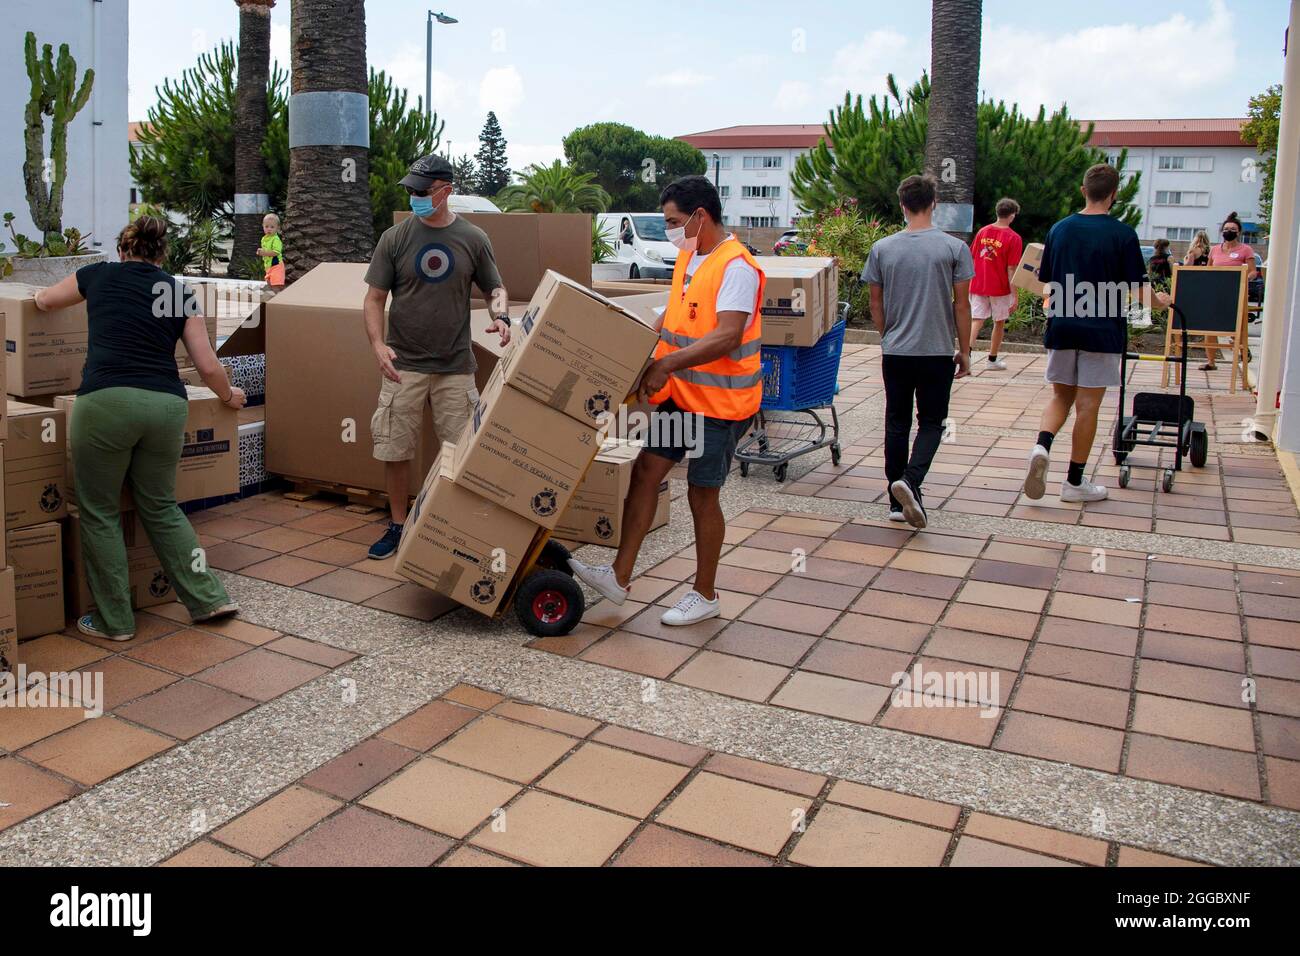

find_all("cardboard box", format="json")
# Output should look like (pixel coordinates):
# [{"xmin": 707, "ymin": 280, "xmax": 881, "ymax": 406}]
[
  {"xmin": 57, "ymin": 385, "xmax": 239, "ymax": 506},
  {"xmin": 394, "ymin": 446, "xmax": 544, "ymax": 617},
  {"xmin": 555, "ymin": 439, "xmax": 670, "ymax": 546},
  {"xmin": 392, "ymin": 211, "xmax": 592, "ymax": 299},
  {"xmin": 592, "ymin": 278, "xmax": 672, "ymax": 297},
  {"xmin": 65, "ymin": 507, "xmax": 175, "ymax": 618},
  {"xmin": 502, "ymin": 271, "xmax": 659, "ymax": 427},
  {"xmin": 0, "ymin": 567, "xmax": 16, "ymax": 673},
  {"xmin": 1, "ymin": 282, "xmax": 89, "ymax": 398},
  {"xmin": 452, "ymin": 363, "xmax": 601, "ymax": 528},
  {"xmin": 0, "ymin": 443, "xmax": 6, "ymax": 567},
  {"xmin": 754, "ymin": 256, "xmax": 834, "ymax": 346},
  {"xmin": 263, "ymin": 262, "xmax": 513, "ymax": 499},
  {"xmin": 7, "ymin": 522, "xmax": 64, "ymax": 640},
  {"xmin": 1012, "ymin": 243, "xmax": 1046, "ymax": 296},
  {"xmin": 5, "ymin": 401, "xmax": 68, "ymax": 528},
  {"xmin": 175, "ymin": 311, "xmax": 218, "ymax": 368}
]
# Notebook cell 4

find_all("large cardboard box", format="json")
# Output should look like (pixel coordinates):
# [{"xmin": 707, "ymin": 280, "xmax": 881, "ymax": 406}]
[
  {"xmin": 263, "ymin": 262, "xmax": 513, "ymax": 499},
  {"xmin": 754, "ymin": 256, "xmax": 834, "ymax": 346},
  {"xmin": 392, "ymin": 212, "xmax": 592, "ymax": 299},
  {"xmin": 502, "ymin": 271, "xmax": 659, "ymax": 427},
  {"xmin": 555, "ymin": 439, "xmax": 670, "ymax": 546},
  {"xmin": 65, "ymin": 508, "xmax": 175, "ymax": 618},
  {"xmin": 452, "ymin": 363, "xmax": 601, "ymax": 528},
  {"xmin": 174, "ymin": 311, "xmax": 218, "ymax": 367},
  {"xmin": 4, "ymin": 401, "xmax": 68, "ymax": 528},
  {"xmin": 57, "ymin": 385, "xmax": 239, "ymax": 506},
  {"xmin": 0, "ymin": 443, "xmax": 7, "ymax": 567},
  {"xmin": 0, "ymin": 567, "xmax": 16, "ymax": 673},
  {"xmin": 592, "ymin": 278, "xmax": 672, "ymax": 297},
  {"xmin": 1012, "ymin": 243, "xmax": 1046, "ymax": 296},
  {"xmin": 394, "ymin": 446, "xmax": 544, "ymax": 617},
  {"xmin": 7, "ymin": 521, "xmax": 64, "ymax": 640},
  {"xmin": 1, "ymin": 282, "xmax": 89, "ymax": 398}
]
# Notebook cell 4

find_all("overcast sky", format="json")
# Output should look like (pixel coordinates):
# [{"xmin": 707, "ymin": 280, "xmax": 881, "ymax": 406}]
[{"xmin": 128, "ymin": 0, "xmax": 1290, "ymax": 171}]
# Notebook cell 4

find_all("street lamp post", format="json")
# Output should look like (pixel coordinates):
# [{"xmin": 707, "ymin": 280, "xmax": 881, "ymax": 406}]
[{"xmin": 426, "ymin": 10, "xmax": 458, "ymax": 119}]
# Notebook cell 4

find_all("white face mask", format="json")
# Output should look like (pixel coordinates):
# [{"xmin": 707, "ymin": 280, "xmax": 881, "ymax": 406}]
[{"xmin": 666, "ymin": 210, "xmax": 700, "ymax": 252}]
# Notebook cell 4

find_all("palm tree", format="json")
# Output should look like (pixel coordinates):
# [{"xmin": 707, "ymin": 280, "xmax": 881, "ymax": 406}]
[
  {"xmin": 497, "ymin": 160, "xmax": 611, "ymax": 214},
  {"xmin": 924, "ymin": 0, "xmax": 982, "ymax": 241},
  {"xmin": 284, "ymin": 0, "xmax": 372, "ymax": 279},
  {"xmin": 232, "ymin": 0, "xmax": 275, "ymax": 277}
]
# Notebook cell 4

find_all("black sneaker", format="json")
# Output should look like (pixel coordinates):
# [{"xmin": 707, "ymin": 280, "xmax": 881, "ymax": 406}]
[
  {"xmin": 889, "ymin": 479, "xmax": 927, "ymax": 530},
  {"xmin": 368, "ymin": 522, "xmax": 403, "ymax": 559}
]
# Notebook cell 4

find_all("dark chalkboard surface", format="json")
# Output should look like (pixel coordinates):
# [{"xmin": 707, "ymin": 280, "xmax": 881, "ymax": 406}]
[{"xmin": 1171, "ymin": 266, "xmax": 1247, "ymax": 333}]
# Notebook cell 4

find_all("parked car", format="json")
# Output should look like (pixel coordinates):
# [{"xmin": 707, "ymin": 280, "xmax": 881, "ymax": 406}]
[
  {"xmin": 774, "ymin": 229, "xmax": 807, "ymax": 255},
  {"xmin": 593, "ymin": 212, "xmax": 676, "ymax": 280}
]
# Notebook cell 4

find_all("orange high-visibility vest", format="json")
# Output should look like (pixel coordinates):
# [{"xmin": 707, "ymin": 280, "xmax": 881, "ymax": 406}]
[{"xmin": 649, "ymin": 237, "xmax": 765, "ymax": 420}]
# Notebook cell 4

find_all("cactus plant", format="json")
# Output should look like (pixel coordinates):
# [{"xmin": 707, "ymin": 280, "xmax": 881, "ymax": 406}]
[{"xmin": 21, "ymin": 31, "xmax": 94, "ymax": 249}]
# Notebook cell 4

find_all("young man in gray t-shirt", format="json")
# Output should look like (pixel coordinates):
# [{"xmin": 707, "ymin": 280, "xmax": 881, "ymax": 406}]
[
  {"xmin": 863, "ymin": 173, "xmax": 974, "ymax": 529},
  {"xmin": 362, "ymin": 154, "xmax": 511, "ymax": 558}
]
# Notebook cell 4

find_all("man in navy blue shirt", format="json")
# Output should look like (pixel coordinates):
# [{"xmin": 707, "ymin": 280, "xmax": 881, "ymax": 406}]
[{"xmin": 1022, "ymin": 164, "xmax": 1171, "ymax": 504}]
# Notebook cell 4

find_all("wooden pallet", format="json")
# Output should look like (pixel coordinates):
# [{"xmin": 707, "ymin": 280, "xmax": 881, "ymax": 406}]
[{"xmin": 281, "ymin": 477, "xmax": 388, "ymax": 515}]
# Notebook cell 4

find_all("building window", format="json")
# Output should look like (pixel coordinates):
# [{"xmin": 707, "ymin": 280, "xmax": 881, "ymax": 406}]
[
  {"xmin": 1158, "ymin": 155, "xmax": 1214, "ymax": 172},
  {"xmin": 742, "ymin": 156, "xmax": 782, "ymax": 170},
  {"xmin": 740, "ymin": 216, "xmax": 780, "ymax": 228},
  {"xmin": 1161, "ymin": 227, "xmax": 1205, "ymax": 242},
  {"xmin": 742, "ymin": 185, "xmax": 781, "ymax": 199},
  {"xmin": 708, "ymin": 156, "xmax": 732, "ymax": 171},
  {"xmin": 1155, "ymin": 190, "xmax": 1210, "ymax": 207},
  {"xmin": 718, "ymin": 185, "xmax": 730, "ymax": 198}
]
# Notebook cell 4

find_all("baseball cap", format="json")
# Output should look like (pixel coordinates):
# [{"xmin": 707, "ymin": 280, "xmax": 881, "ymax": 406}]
[{"xmin": 399, "ymin": 154, "xmax": 455, "ymax": 191}]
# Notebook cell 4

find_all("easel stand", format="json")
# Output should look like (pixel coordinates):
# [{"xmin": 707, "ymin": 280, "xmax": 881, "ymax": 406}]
[{"xmin": 1163, "ymin": 265, "xmax": 1249, "ymax": 393}]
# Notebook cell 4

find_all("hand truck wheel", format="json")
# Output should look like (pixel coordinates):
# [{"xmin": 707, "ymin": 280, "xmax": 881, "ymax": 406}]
[
  {"xmin": 534, "ymin": 539, "xmax": 574, "ymax": 575},
  {"xmin": 1118, "ymin": 465, "xmax": 1131, "ymax": 488},
  {"xmin": 1189, "ymin": 425, "xmax": 1208, "ymax": 468},
  {"xmin": 515, "ymin": 569, "xmax": 585, "ymax": 637},
  {"xmin": 1162, "ymin": 469, "xmax": 1175, "ymax": 493}
]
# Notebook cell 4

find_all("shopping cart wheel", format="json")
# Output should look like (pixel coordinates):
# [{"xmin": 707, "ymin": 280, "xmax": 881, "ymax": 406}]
[
  {"xmin": 774, "ymin": 463, "xmax": 788, "ymax": 483},
  {"xmin": 534, "ymin": 539, "xmax": 573, "ymax": 575},
  {"xmin": 740, "ymin": 462, "xmax": 750, "ymax": 477},
  {"xmin": 831, "ymin": 443, "xmax": 842, "ymax": 466},
  {"xmin": 515, "ymin": 569, "xmax": 585, "ymax": 637},
  {"xmin": 1189, "ymin": 424, "xmax": 1208, "ymax": 468},
  {"xmin": 1162, "ymin": 469, "xmax": 1175, "ymax": 493},
  {"xmin": 1118, "ymin": 465, "xmax": 1131, "ymax": 488}
]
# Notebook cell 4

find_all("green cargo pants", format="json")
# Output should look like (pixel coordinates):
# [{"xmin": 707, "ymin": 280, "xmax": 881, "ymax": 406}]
[{"xmin": 69, "ymin": 386, "xmax": 231, "ymax": 637}]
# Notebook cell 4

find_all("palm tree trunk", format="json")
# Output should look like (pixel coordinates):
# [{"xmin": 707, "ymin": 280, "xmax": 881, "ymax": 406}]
[
  {"xmin": 925, "ymin": 0, "xmax": 982, "ymax": 242},
  {"xmin": 285, "ymin": 0, "xmax": 372, "ymax": 280},
  {"xmin": 233, "ymin": 0, "xmax": 275, "ymax": 278}
]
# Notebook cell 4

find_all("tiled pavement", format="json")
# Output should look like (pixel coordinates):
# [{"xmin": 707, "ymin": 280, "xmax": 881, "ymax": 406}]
[
  {"xmin": 3, "ymin": 341, "xmax": 1299, "ymax": 866},
  {"xmin": 158, "ymin": 685, "xmax": 1207, "ymax": 867}
]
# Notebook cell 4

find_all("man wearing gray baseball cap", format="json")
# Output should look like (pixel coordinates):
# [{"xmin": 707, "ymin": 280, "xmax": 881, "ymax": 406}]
[{"xmin": 362, "ymin": 154, "xmax": 511, "ymax": 559}]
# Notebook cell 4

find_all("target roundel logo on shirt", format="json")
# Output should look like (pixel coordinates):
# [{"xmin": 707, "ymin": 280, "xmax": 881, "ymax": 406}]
[{"xmin": 415, "ymin": 243, "xmax": 456, "ymax": 283}]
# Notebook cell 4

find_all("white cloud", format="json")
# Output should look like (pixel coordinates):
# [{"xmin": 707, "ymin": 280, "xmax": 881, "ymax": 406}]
[
  {"xmin": 381, "ymin": 44, "xmax": 464, "ymax": 112},
  {"xmin": 823, "ymin": 29, "xmax": 920, "ymax": 98},
  {"xmin": 646, "ymin": 69, "xmax": 715, "ymax": 89},
  {"xmin": 270, "ymin": 21, "xmax": 290, "ymax": 71},
  {"xmin": 508, "ymin": 143, "xmax": 565, "ymax": 172},
  {"xmin": 982, "ymin": 1, "xmax": 1235, "ymax": 118},
  {"xmin": 479, "ymin": 66, "xmax": 525, "ymax": 122},
  {"xmin": 773, "ymin": 80, "xmax": 812, "ymax": 113}
]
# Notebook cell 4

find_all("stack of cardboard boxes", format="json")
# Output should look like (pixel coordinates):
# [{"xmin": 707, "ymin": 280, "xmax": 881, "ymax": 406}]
[
  {"xmin": 0, "ymin": 282, "xmax": 240, "ymax": 671},
  {"xmin": 393, "ymin": 270, "xmax": 661, "ymax": 615}
]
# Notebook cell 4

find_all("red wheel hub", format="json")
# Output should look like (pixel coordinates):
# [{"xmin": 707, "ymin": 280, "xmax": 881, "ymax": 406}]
[{"xmin": 532, "ymin": 589, "xmax": 569, "ymax": 624}]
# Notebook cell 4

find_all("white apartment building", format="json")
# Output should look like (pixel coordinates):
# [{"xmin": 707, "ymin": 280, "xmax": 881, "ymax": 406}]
[
  {"xmin": 2, "ymin": 0, "xmax": 130, "ymax": 258},
  {"xmin": 678, "ymin": 119, "xmax": 1265, "ymax": 243}
]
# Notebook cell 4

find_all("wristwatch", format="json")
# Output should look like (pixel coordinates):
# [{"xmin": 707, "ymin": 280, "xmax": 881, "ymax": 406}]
[{"xmin": 492, "ymin": 313, "xmax": 511, "ymax": 327}]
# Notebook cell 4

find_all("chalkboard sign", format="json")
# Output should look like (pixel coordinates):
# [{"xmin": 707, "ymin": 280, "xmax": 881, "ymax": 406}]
[{"xmin": 1170, "ymin": 265, "xmax": 1247, "ymax": 333}]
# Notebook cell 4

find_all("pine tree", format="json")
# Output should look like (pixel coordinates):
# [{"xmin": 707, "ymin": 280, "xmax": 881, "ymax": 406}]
[
  {"xmin": 450, "ymin": 153, "xmax": 478, "ymax": 193},
  {"xmin": 474, "ymin": 111, "xmax": 510, "ymax": 197}
]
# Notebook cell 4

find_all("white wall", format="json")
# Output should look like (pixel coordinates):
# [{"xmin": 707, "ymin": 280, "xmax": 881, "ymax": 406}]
[
  {"xmin": 706, "ymin": 147, "xmax": 809, "ymax": 229},
  {"xmin": 1109, "ymin": 145, "xmax": 1265, "ymax": 243},
  {"xmin": 2, "ymin": 0, "xmax": 129, "ymax": 259}
]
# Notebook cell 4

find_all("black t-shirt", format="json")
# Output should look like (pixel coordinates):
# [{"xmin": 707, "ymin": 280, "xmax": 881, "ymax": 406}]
[
  {"xmin": 1038, "ymin": 213, "xmax": 1148, "ymax": 354},
  {"xmin": 76, "ymin": 261, "xmax": 194, "ymax": 399}
]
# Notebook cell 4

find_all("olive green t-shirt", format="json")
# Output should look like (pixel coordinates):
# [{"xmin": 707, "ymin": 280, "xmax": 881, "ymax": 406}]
[{"xmin": 364, "ymin": 214, "xmax": 504, "ymax": 374}]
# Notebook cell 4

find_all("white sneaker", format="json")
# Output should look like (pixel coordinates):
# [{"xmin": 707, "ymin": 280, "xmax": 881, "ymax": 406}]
[
  {"xmin": 889, "ymin": 479, "xmax": 927, "ymax": 529},
  {"xmin": 985, "ymin": 355, "xmax": 1008, "ymax": 370},
  {"xmin": 888, "ymin": 509, "xmax": 906, "ymax": 523},
  {"xmin": 1023, "ymin": 445, "xmax": 1050, "ymax": 500},
  {"xmin": 661, "ymin": 590, "xmax": 721, "ymax": 626},
  {"xmin": 567, "ymin": 559, "xmax": 630, "ymax": 605},
  {"xmin": 1060, "ymin": 478, "xmax": 1108, "ymax": 503}
]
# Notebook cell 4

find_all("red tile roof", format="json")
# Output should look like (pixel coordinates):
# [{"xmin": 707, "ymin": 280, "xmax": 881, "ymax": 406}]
[
  {"xmin": 678, "ymin": 125, "xmax": 829, "ymax": 149},
  {"xmin": 1083, "ymin": 118, "xmax": 1248, "ymax": 148}
]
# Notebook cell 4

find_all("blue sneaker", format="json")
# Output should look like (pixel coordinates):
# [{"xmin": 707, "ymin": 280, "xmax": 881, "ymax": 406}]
[{"xmin": 368, "ymin": 522, "xmax": 403, "ymax": 559}]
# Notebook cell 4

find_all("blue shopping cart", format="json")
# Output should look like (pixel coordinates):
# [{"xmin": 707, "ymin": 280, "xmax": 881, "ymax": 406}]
[{"xmin": 736, "ymin": 306, "xmax": 847, "ymax": 483}]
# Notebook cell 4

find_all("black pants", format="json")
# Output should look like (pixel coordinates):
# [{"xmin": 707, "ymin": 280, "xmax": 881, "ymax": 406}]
[{"xmin": 882, "ymin": 354, "xmax": 955, "ymax": 507}]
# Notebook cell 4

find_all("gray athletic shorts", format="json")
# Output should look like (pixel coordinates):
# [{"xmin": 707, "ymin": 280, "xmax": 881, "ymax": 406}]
[{"xmin": 1045, "ymin": 350, "xmax": 1122, "ymax": 389}]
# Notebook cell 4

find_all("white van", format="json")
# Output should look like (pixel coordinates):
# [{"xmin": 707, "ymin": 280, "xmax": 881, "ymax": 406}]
[
  {"xmin": 449, "ymin": 194, "xmax": 503, "ymax": 214},
  {"xmin": 594, "ymin": 212, "xmax": 677, "ymax": 280}
]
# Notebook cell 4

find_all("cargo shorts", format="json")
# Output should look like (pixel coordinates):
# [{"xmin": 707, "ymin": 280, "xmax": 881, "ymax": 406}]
[{"xmin": 371, "ymin": 371, "xmax": 478, "ymax": 462}]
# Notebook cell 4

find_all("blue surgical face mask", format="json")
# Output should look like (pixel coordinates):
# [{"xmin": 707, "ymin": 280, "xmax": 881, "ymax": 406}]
[{"xmin": 409, "ymin": 193, "xmax": 436, "ymax": 218}]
